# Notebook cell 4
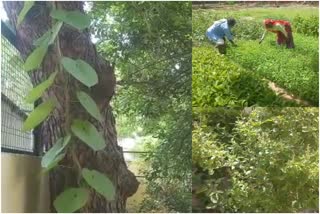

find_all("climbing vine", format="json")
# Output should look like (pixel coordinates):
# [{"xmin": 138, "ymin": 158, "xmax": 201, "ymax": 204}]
[{"xmin": 19, "ymin": 2, "xmax": 115, "ymax": 212}]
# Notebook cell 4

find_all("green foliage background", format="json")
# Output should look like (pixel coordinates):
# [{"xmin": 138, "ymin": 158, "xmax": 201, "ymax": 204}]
[
  {"xmin": 193, "ymin": 107, "xmax": 319, "ymax": 212},
  {"xmin": 91, "ymin": 2, "xmax": 192, "ymax": 212}
]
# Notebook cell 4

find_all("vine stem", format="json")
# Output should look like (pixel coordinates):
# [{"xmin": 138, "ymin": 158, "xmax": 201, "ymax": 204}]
[
  {"xmin": 71, "ymin": 143, "xmax": 82, "ymax": 185},
  {"xmin": 52, "ymin": 1, "xmax": 82, "ymax": 184},
  {"xmin": 51, "ymin": 2, "xmax": 69, "ymax": 131}
]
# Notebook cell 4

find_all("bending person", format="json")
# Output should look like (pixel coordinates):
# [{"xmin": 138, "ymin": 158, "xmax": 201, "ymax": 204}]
[
  {"xmin": 206, "ymin": 18, "xmax": 237, "ymax": 54},
  {"xmin": 259, "ymin": 19, "xmax": 295, "ymax": 49}
]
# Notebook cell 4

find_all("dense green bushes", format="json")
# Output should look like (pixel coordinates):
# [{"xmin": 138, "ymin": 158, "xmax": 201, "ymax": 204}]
[
  {"xmin": 232, "ymin": 18, "xmax": 264, "ymax": 40},
  {"xmin": 193, "ymin": 108, "xmax": 319, "ymax": 212},
  {"xmin": 226, "ymin": 34, "xmax": 319, "ymax": 105},
  {"xmin": 293, "ymin": 15, "xmax": 319, "ymax": 37},
  {"xmin": 192, "ymin": 46, "xmax": 297, "ymax": 108}
]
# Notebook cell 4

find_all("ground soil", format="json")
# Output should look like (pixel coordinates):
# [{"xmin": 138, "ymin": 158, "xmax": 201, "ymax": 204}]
[{"xmin": 266, "ymin": 79, "xmax": 311, "ymax": 106}]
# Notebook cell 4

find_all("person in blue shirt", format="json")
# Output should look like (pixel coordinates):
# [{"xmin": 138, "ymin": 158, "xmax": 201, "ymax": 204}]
[{"xmin": 206, "ymin": 18, "xmax": 237, "ymax": 54}]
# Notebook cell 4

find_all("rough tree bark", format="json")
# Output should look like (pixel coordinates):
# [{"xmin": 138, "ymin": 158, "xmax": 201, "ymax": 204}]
[{"xmin": 4, "ymin": 1, "xmax": 139, "ymax": 212}]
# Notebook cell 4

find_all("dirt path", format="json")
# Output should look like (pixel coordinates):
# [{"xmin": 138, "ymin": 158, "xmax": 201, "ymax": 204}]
[{"xmin": 265, "ymin": 79, "xmax": 311, "ymax": 106}]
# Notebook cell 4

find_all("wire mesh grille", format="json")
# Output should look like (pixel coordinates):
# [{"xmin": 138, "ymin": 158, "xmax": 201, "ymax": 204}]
[{"xmin": 1, "ymin": 35, "xmax": 34, "ymax": 153}]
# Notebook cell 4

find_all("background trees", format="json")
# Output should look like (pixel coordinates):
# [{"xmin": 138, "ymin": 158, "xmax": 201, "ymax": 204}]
[{"xmin": 90, "ymin": 2, "xmax": 192, "ymax": 212}]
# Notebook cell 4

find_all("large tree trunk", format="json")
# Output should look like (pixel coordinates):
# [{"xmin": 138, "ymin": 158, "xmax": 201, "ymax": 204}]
[{"xmin": 3, "ymin": 1, "xmax": 139, "ymax": 212}]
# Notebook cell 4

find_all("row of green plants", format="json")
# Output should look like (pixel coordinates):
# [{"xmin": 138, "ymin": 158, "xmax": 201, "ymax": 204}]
[
  {"xmin": 19, "ymin": 2, "xmax": 114, "ymax": 212},
  {"xmin": 193, "ymin": 108, "xmax": 319, "ymax": 212},
  {"xmin": 192, "ymin": 46, "xmax": 298, "ymax": 108},
  {"xmin": 226, "ymin": 33, "xmax": 319, "ymax": 105}
]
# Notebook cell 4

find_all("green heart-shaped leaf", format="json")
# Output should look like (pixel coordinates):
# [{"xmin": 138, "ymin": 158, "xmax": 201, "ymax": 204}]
[
  {"xmin": 82, "ymin": 168, "xmax": 115, "ymax": 201},
  {"xmin": 34, "ymin": 22, "xmax": 63, "ymax": 47},
  {"xmin": 61, "ymin": 57, "xmax": 98, "ymax": 87},
  {"xmin": 53, "ymin": 188, "xmax": 89, "ymax": 213},
  {"xmin": 17, "ymin": 1, "xmax": 34, "ymax": 26},
  {"xmin": 22, "ymin": 99, "xmax": 56, "ymax": 131},
  {"xmin": 77, "ymin": 91, "xmax": 103, "ymax": 122},
  {"xmin": 24, "ymin": 45, "xmax": 48, "ymax": 72},
  {"xmin": 71, "ymin": 119, "xmax": 105, "ymax": 151},
  {"xmin": 25, "ymin": 71, "xmax": 58, "ymax": 103},
  {"xmin": 50, "ymin": 9, "xmax": 90, "ymax": 30},
  {"xmin": 42, "ymin": 153, "xmax": 66, "ymax": 173},
  {"xmin": 33, "ymin": 30, "xmax": 51, "ymax": 47},
  {"xmin": 41, "ymin": 135, "xmax": 71, "ymax": 169}
]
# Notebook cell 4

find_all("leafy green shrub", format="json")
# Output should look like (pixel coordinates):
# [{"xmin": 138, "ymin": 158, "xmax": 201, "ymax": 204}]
[
  {"xmin": 233, "ymin": 18, "xmax": 264, "ymax": 40},
  {"xmin": 228, "ymin": 108, "xmax": 319, "ymax": 212},
  {"xmin": 226, "ymin": 34, "xmax": 319, "ymax": 105},
  {"xmin": 193, "ymin": 108, "xmax": 319, "ymax": 213},
  {"xmin": 192, "ymin": 46, "xmax": 297, "ymax": 108},
  {"xmin": 293, "ymin": 15, "xmax": 319, "ymax": 37},
  {"xmin": 192, "ymin": 121, "xmax": 235, "ymax": 213}
]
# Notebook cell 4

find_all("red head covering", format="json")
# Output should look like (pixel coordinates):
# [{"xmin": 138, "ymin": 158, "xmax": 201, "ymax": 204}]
[
  {"xmin": 264, "ymin": 19, "xmax": 274, "ymax": 25},
  {"xmin": 264, "ymin": 19, "xmax": 291, "ymax": 28}
]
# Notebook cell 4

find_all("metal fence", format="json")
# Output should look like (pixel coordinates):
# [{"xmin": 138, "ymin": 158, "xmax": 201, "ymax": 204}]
[{"xmin": 1, "ymin": 21, "xmax": 35, "ymax": 154}]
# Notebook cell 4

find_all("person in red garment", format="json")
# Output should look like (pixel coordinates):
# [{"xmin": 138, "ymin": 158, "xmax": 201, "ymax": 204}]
[{"xmin": 259, "ymin": 19, "xmax": 295, "ymax": 48}]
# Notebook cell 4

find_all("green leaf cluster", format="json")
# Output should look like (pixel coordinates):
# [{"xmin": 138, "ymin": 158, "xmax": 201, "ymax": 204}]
[
  {"xmin": 293, "ymin": 15, "xmax": 319, "ymax": 37},
  {"xmin": 193, "ymin": 108, "xmax": 319, "ymax": 212}
]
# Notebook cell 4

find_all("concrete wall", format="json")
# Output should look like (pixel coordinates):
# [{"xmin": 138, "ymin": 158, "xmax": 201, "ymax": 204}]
[
  {"xmin": 1, "ymin": 152, "xmax": 146, "ymax": 212},
  {"xmin": 1, "ymin": 153, "xmax": 50, "ymax": 213}
]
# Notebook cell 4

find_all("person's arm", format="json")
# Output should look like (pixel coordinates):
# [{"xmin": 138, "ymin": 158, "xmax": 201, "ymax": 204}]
[
  {"xmin": 259, "ymin": 30, "xmax": 267, "ymax": 44},
  {"xmin": 224, "ymin": 27, "xmax": 233, "ymax": 41},
  {"xmin": 223, "ymin": 27, "xmax": 236, "ymax": 46}
]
